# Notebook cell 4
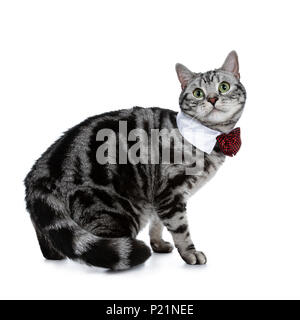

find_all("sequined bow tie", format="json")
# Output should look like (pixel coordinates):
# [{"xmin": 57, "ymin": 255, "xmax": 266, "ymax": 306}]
[{"xmin": 216, "ymin": 127, "xmax": 241, "ymax": 157}]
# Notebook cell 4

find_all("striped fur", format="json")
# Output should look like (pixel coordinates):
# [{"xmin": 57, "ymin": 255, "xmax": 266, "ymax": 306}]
[{"xmin": 25, "ymin": 52, "xmax": 246, "ymax": 270}]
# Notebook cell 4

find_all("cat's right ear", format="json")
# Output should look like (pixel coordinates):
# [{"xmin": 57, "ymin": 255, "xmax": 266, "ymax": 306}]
[
  {"xmin": 175, "ymin": 63, "xmax": 194, "ymax": 90},
  {"xmin": 221, "ymin": 51, "xmax": 240, "ymax": 79}
]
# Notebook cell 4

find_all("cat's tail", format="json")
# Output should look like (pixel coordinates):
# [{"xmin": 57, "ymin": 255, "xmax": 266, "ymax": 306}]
[{"xmin": 26, "ymin": 194, "xmax": 151, "ymax": 271}]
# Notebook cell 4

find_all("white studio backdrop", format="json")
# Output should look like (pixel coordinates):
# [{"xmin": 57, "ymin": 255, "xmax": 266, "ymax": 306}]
[{"xmin": 0, "ymin": 0, "xmax": 299, "ymax": 299}]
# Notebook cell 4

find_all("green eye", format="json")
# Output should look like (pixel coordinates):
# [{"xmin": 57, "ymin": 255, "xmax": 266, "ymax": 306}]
[
  {"xmin": 219, "ymin": 81, "xmax": 230, "ymax": 93},
  {"xmin": 193, "ymin": 88, "xmax": 204, "ymax": 99}
]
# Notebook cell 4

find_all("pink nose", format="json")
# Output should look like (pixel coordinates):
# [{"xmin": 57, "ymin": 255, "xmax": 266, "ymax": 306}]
[{"xmin": 207, "ymin": 97, "xmax": 218, "ymax": 106}]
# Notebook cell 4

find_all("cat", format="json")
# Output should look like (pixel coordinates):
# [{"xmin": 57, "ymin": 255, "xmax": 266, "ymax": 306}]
[{"xmin": 24, "ymin": 51, "xmax": 246, "ymax": 270}]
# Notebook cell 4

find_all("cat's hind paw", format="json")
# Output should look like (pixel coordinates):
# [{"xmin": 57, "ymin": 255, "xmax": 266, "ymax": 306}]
[
  {"xmin": 150, "ymin": 240, "xmax": 174, "ymax": 253},
  {"xmin": 181, "ymin": 251, "xmax": 207, "ymax": 265}
]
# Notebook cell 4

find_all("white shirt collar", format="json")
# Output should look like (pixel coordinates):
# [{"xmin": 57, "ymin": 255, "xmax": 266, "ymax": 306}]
[{"xmin": 176, "ymin": 111, "xmax": 221, "ymax": 154}]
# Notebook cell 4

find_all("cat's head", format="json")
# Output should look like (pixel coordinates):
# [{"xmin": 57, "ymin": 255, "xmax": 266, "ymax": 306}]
[{"xmin": 176, "ymin": 51, "xmax": 246, "ymax": 133}]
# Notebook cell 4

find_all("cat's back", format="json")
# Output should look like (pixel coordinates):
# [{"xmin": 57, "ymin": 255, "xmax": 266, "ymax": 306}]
[{"xmin": 25, "ymin": 107, "xmax": 177, "ymax": 195}]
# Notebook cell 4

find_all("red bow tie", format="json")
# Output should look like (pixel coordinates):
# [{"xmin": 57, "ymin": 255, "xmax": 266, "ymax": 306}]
[{"xmin": 216, "ymin": 127, "xmax": 241, "ymax": 157}]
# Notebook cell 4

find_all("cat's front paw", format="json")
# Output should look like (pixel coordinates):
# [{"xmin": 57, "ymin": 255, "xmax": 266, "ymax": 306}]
[
  {"xmin": 180, "ymin": 250, "xmax": 207, "ymax": 265},
  {"xmin": 150, "ymin": 240, "xmax": 174, "ymax": 253}
]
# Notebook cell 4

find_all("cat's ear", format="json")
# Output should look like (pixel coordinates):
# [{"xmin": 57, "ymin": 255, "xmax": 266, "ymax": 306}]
[
  {"xmin": 221, "ymin": 51, "xmax": 240, "ymax": 79},
  {"xmin": 175, "ymin": 63, "xmax": 194, "ymax": 89}
]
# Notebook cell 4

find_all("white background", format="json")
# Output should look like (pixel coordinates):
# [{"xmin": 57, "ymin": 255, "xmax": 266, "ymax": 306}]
[{"xmin": 0, "ymin": 0, "xmax": 299, "ymax": 300}]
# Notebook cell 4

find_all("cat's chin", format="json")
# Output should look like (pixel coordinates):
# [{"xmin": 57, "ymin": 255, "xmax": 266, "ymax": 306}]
[
  {"xmin": 203, "ymin": 121, "xmax": 236, "ymax": 133},
  {"xmin": 198, "ymin": 115, "xmax": 237, "ymax": 132}
]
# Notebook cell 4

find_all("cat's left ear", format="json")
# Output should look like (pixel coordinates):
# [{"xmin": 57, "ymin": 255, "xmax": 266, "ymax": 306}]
[
  {"xmin": 175, "ymin": 63, "xmax": 194, "ymax": 89},
  {"xmin": 221, "ymin": 51, "xmax": 240, "ymax": 79}
]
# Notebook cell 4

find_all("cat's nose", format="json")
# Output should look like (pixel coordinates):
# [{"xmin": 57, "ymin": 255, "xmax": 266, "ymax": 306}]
[{"xmin": 207, "ymin": 96, "xmax": 218, "ymax": 106}]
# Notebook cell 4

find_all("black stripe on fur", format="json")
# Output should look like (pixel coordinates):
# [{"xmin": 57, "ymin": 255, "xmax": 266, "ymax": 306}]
[
  {"xmin": 80, "ymin": 239, "xmax": 120, "ymax": 268},
  {"xmin": 128, "ymin": 239, "xmax": 151, "ymax": 268}
]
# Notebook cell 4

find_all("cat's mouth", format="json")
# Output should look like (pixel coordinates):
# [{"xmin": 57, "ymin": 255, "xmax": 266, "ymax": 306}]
[
  {"xmin": 212, "ymin": 105, "xmax": 226, "ymax": 113},
  {"xmin": 202, "ymin": 104, "xmax": 226, "ymax": 117}
]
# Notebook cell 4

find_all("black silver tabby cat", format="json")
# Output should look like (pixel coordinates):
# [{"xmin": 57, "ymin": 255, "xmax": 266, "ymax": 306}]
[{"xmin": 25, "ymin": 51, "xmax": 246, "ymax": 270}]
